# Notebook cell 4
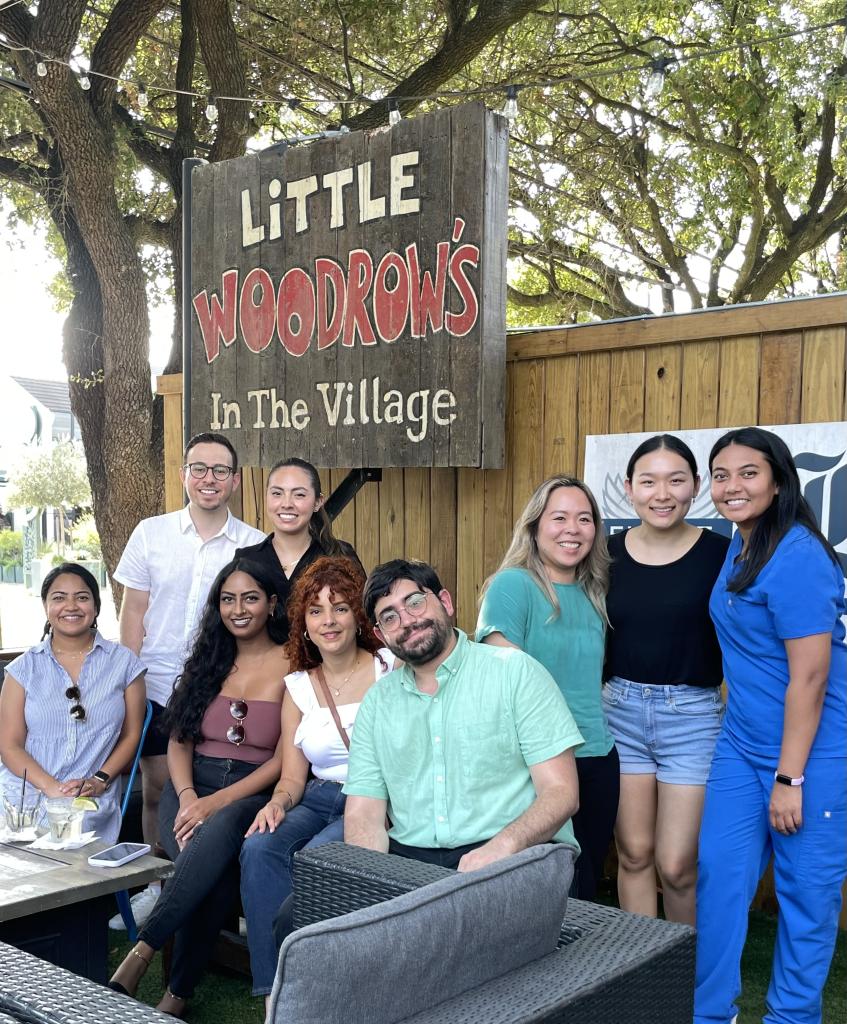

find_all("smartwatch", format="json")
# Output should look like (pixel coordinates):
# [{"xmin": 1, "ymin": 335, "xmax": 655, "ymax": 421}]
[
  {"xmin": 93, "ymin": 770, "xmax": 111, "ymax": 787},
  {"xmin": 774, "ymin": 771, "xmax": 804, "ymax": 787}
]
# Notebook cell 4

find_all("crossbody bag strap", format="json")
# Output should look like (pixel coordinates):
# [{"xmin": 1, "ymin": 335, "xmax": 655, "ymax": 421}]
[{"xmin": 313, "ymin": 665, "xmax": 351, "ymax": 750}]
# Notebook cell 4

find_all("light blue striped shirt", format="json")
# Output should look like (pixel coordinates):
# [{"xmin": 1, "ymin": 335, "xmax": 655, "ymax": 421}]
[{"xmin": 0, "ymin": 632, "xmax": 145, "ymax": 843}]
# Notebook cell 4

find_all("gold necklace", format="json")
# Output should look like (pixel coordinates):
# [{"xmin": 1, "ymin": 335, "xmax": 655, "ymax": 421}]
[
  {"xmin": 323, "ymin": 652, "xmax": 360, "ymax": 697},
  {"xmin": 52, "ymin": 639, "xmax": 94, "ymax": 658}
]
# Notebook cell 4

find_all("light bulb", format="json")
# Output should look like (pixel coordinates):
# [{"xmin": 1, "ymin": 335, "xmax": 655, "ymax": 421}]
[
  {"xmin": 502, "ymin": 85, "xmax": 519, "ymax": 122},
  {"xmin": 36, "ymin": 61, "xmax": 47, "ymax": 77},
  {"xmin": 644, "ymin": 58, "xmax": 670, "ymax": 100},
  {"xmin": 79, "ymin": 73, "xmax": 91, "ymax": 91},
  {"xmin": 138, "ymin": 82, "xmax": 148, "ymax": 108},
  {"xmin": 205, "ymin": 96, "xmax": 218, "ymax": 122}
]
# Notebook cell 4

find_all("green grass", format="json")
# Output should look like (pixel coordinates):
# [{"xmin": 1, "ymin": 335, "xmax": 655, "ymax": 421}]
[{"xmin": 108, "ymin": 912, "xmax": 846, "ymax": 1023}]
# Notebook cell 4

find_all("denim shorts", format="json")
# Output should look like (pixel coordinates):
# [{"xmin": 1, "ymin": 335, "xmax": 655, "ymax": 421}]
[{"xmin": 602, "ymin": 676, "xmax": 724, "ymax": 785}]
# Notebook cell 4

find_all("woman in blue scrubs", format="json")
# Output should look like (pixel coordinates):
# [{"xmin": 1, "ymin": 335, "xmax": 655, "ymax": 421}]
[{"xmin": 695, "ymin": 427, "xmax": 846, "ymax": 1024}]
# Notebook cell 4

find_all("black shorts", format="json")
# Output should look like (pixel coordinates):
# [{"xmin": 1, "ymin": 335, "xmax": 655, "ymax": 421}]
[{"xmin": 140, "ymin": 700, "xmax": 170, "ymax": 757}]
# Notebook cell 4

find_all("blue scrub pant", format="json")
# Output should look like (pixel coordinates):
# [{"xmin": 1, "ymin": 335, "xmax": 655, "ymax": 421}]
[{"xmin": 695, "ymin": 738, "xmax": 846, "ymax": 1024}]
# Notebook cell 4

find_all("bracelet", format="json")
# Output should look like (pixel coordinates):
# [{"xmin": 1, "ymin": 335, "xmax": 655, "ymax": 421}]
[
  {"xmin": 274, "ymin": 789, "xmax": 293, "ymax": 811},
  {"xmin": 177, "ymin": 786, "xmax": 197, "ymax": 798}
]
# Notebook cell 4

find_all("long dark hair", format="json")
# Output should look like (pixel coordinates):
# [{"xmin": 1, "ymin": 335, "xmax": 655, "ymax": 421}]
[
  {"xmin": 40, "ymin": 562, "xmax": 101, "ymax": 638},
  {"xmin": 709, "ymin": 427, "xmax": 837, "ymax": 593},
  {"xmin": 164, "ymin": 557, "xmax": 286, "ymax": 742},
  {"xmin": 268, "ymin": 457, "xmax": 345, "ymax": 556}
]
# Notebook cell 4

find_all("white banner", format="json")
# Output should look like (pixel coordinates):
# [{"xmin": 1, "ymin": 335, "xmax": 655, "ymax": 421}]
[{"xmin": 584, "ymin": 421, "xmax": 847, "ymax": 577}]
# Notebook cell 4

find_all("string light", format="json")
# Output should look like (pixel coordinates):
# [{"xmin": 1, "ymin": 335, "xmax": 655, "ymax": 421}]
[
  {"xmin": 644, "ymin": 57, "xmax": 674, "ymax": 99},
  {"xmin": 137, "ymin": 81, "xmax": 148, "ymax": 108},
  {"xmin": 0, "ymin": 16, "xmax": 840, "ymax": 117},
  {"xmin": 502, "ymin": 84, "xmax": 519, "ymax": 121},
  {"xmin": 388, "ymin": 98, "xmax": 401, "ymax": 126}
]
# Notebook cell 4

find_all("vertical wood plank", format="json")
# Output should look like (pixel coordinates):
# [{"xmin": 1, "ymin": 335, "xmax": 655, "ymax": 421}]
[
  {"xmin": 801, "ymin": 326, "xmax": 847, "ymax": 422},
  {"xmin": 680, "ymin": 340, "xmax": 720, "ymax": 429},
  {"xmin": 644, "ymin": 344, "xmax": 682, "ymax": 431},
  {"xmin": 403, "ymin": 468, "xmax": 431, "ymax": 563},
  {"xmin": 378, "ymin": 469, "xmax": 405, "ymax": 565},
  {"xmin": 162, "ymin": 389, "xmax": 184, "ymax": 514},
  {"xmin": 510, "ymin": 359, "xmax": 545, "ymax": 520},
  {"xmin": 429, "ymin": 469, "xmax": 457, "ymax": 600},
  {"xmin": 758, "ymin": 331, "xmax": 802, "ymax": 425},
  {"xmin": 718, "ymin": 335, "xmax": 760, "ymax": 426},
  {"xmin": 329, "ymin": 468, "xmax": 356, "ymax": 546},
  {"xmin": 577, "ymin": 352, "xmax": 611, "ymax": 477},
  {"xmin": 456, "ymin": 468, "xmax": 485, "ymax": 634},
  {"xmin": 353, "ymin": 477, "xmax": 380, "ymax": 575},
  {"xmin": 483, "ymin": 366, "xmax": 515, "ymax": 580},
  {"xmin": 542, "ymin": 356, "xmax": 579, "ymax": 476},
  {"xmin": 239, "ymin": 467, "xmax": 265, "ymax": 530},
  {"xmin": 608, "ymin": 349, "xmax": 645, "ymax": 434}
]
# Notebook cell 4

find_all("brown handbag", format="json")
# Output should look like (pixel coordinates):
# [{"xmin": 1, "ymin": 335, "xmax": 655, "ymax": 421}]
[{"xmin": 313, "ymin": 665, "xmax": 351, "ymax": 750}]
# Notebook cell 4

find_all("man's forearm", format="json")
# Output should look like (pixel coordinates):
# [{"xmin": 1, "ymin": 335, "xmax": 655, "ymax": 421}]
[
  {"xmin": 344, "ymin": 814, "xmax": 390, "ymax": 853},
  {"xmin": 493, "ymin": 784, "xmax": 577, "ymax": 857}
]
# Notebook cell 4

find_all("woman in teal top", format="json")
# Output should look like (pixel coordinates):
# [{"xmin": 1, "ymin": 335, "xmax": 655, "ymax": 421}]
[{"xmin": 476, "ymin": 475, "xmax": 616, "ymax": 900}]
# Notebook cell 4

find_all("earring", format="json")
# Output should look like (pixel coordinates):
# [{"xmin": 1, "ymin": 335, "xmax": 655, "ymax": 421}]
[{"xmin": 356, "ymin": 626, "xmax": 362, "ymax": 636}]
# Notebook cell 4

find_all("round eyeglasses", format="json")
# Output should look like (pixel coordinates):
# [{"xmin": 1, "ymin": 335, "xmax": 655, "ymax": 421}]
[
  {"xmin": 227, "ymin": 699, "xmax": 248, "ymax": 745},
  {"xmin": 65, "ymin": 684, "xmax": 86, "ymax": 721},
  {"xmin": 376, "ymin": 591, "xmax": 429, "ymax": 631}
]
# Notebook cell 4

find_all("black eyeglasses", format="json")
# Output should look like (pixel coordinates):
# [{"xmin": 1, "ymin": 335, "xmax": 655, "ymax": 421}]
[
  {"xmin": 65, "ymin": 685, "xmax": 86, "ymax": 721},
  {"xmin": 227, "ymin": 699, "xmax": 248, "ymax": 745},
  {"xmin": 183, "ymin": 462, "xmax": 235, "ymax": 480}
]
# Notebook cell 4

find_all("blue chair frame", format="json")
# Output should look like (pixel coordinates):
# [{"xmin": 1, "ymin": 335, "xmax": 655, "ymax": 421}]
[{"xmin": 114, "ymin": 699, "xmax": 154, "ymax": 941}]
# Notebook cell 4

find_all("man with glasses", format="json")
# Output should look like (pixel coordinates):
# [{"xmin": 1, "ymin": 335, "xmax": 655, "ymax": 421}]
[
  {"xmin": 344, "ymin": 559, "xmax": 583, "ymax": 870},
  {"xmin": 109, "ymin": 432, "xmax": 264, "ymax": 929}
]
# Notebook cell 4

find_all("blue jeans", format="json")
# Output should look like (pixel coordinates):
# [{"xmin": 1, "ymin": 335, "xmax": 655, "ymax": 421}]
[
  {"xmin": 603, "ymin": 677, "xmax": 724, "ymax": 785},
  {"xmin": 138, "ymin": 755, "xmax": 271, "ymax": 998},
  {"xmin": 239, "ymin": 778, "xmax": 346, "ymax": 995},
  {"xmin": 695, "ymin": 738, "xmax": 846, "ymax": 1024}
]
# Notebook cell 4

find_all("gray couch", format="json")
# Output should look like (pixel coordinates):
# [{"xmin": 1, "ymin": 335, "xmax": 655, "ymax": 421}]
[
  {"xmin": 0, "ymin": 841, "xmax": 695, "ymax": 1024},
  {"xmin": 281, "ymin": 841, "xmax": 696, "ymax": 1024}
]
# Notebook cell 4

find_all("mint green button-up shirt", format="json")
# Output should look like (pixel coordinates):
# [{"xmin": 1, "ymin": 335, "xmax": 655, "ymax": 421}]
[{"xmin": 344, "ymin": 629, "xmax": 584, "ymax": 851}]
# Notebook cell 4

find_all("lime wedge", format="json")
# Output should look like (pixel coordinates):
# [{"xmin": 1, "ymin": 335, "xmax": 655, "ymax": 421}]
[{"xmin": 72, "ymin": 796, "xmax": 98, "ymax": 811}]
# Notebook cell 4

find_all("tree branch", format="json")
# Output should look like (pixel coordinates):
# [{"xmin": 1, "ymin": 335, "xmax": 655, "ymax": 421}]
[
  {"xmin": 90, "ymin": 0, "xmax": 170, "ymax": 113},
  {"xmin": 345, "ymin": 0, "xmax": 540, "ymax": 130}
]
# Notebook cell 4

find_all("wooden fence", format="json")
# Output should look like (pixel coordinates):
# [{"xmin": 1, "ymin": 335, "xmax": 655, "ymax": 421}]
[
  {"xmin": 160, "ymin": 291, "xmax": 847, "ymax": 923},
  {"xmin": 160, "ymin": 292, "xmax": 847, "ymax": 635}
]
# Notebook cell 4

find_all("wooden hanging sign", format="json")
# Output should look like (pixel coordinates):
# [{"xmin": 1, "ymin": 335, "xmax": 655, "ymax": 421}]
[{"xmin": 189, "ymin": 101, "xmax": 507, "ymax": 468}]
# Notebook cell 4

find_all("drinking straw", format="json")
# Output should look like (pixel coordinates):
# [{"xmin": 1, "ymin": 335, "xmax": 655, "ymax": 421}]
[
  {"xmin": 18, "ymin": 769, "xmax": 27, "ymax": 825},
  {"xmin": 75, "ymin": 778, "xmax": 86, "ymax": 798}
]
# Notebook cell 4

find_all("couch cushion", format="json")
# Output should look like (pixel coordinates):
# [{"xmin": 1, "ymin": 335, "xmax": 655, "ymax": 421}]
[{"xmin": 269, "ymin": 842, "xmax": 575, "ymax": 1024}]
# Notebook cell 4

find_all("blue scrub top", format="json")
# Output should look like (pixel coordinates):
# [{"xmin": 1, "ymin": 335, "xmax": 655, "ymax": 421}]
[{"xmin": 709, "ymin": 524, "xmax": 846, "ymax": 761}]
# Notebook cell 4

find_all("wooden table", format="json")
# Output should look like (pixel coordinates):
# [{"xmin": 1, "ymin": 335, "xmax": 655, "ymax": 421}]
[{"xmin": 0, "ymin": 841, "xmax": 172, "ymax": 983}]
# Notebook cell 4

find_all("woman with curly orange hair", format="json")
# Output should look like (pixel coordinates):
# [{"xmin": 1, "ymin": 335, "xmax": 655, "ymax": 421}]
[{"xmin": 239, "ymin": 556, "xmax": 394, "ymax": 1003}]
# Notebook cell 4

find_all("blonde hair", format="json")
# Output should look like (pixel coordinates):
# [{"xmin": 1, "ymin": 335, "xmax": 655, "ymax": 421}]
[{"xmin": 482, "ymin": 476, "xmax": 610, "ymax": 624}]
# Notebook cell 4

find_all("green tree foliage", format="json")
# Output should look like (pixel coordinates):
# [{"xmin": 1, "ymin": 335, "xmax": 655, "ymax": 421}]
[
  {"xmin": 7, "ymin": 442, "xmax": 92, "ymax": 512},
  {"xmin": 0, "ymin": 0, "xmax": 843, "ymax": 573}
]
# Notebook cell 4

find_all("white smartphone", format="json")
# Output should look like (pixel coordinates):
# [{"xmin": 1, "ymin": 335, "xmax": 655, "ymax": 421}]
[{"xmin": 87, "ymin": 842, "xmax": 151, "ymax": 867}]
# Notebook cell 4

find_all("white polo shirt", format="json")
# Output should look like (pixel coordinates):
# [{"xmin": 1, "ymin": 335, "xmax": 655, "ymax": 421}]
[{"xmin": 114, "ymin": 507, "xmax": 265, "ymax": 705}]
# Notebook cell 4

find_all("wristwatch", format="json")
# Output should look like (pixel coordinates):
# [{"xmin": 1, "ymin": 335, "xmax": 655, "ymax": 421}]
[
  {"xmin": 774, "ymin": 771, "xmax": 804, "ymax": 787},
  {"xmin": 93, "ymin": 770, "xmax": 111, "ymax": 787}
]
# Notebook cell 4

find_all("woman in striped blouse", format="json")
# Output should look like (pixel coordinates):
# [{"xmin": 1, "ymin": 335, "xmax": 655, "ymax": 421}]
[{"xmin": 0, "ymin": 562, "xmax": 146, "ymax": 843}]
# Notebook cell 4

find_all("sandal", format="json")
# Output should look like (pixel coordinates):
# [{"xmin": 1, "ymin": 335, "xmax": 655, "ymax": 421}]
[
  {"xmin": 108, "ymin": 946, "xmax": 153, "ymax": 998},
  {"xmin": 156, "ymin": 990, "xmax": 187, "ymax": 1018}
]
